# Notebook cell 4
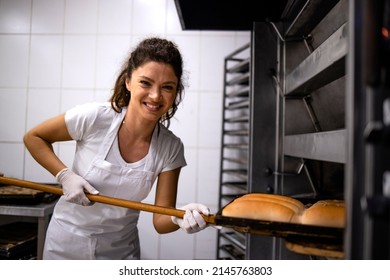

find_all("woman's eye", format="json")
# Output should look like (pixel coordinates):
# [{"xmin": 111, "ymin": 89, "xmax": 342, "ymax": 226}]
[
  {"xmin": 163, "ymin": 85, "xmax": 174, "ymax": 91},
  {"xmin": 140, "ymin": 80, "xmax": 150, "ymax": 86}
]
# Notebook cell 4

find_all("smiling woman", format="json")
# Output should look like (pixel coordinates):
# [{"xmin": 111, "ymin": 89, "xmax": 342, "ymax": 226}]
[
  {"xmin": 110, "ymin": 37, "xmax": 185, "ymax": 128},
  {"xmin": 22, "ymin": 37, "xmax": 211, "ymax": 260}
]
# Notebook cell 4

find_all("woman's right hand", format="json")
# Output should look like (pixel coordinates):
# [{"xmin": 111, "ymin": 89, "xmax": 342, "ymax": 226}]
[{"xmin": 56, "ymin": 168, "xmax": 99, "ymax": 206}]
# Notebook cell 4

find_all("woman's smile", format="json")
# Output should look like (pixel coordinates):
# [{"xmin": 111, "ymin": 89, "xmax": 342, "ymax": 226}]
[{"xmin": 144, "ymin": 102, "xmax": 162, "ymax": 111}]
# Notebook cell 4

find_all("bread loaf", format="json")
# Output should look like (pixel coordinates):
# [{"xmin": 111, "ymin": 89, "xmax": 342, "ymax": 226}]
[
  {"xmin": 222, "ymin": 193, "xmax": 304, "ymax": 223},
  {"xmin": 0, "ymin": 185, "xmax": 42, "ymax": 195},
  {"xmin": 221, "ymin": 193, "xmax": 345, "ymax": 228},
  {"xmin": 236, "ymin": 193, "xmax": 305, "ymax": 214},
  {"xmin": 300, "ymin": 200, "xmax": 345, "ymax": 228}
]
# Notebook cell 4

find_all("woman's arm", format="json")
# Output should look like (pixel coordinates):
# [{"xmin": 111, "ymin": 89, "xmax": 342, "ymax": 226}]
[
  {"xmin": 25, "ymin": 113, "xmax": 99, "ymax": 206},
  {"xmin": 152, "ymin": 168, "xmax": 181, "ymax": 233},
  {"xmin": 23, "ymin": 113, "xmax": 73, "ymax": 176}
]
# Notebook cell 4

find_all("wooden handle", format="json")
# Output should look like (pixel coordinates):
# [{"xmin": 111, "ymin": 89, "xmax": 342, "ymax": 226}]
[{"xmin": 0, "ymin": 176, "xmax": 215, "ymax": 224}]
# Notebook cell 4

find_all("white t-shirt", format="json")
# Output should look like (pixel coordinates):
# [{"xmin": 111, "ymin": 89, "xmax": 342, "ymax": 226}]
[{"xmin": 64, "ymin": 102, "xmax": 186, "ymax": 184}]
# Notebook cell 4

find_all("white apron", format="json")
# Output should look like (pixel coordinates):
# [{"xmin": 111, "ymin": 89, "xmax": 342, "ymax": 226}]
[{"xmin": 43, "ymin": 109, "xmax": 155, "ymax": 260}]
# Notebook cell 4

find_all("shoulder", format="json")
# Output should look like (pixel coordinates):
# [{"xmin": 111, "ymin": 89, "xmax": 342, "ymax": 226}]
[
  {"xmin": 64, "ymin": 102, "xmax": 118, "ymax": 139},
  {"xmin": 66, "ymin": 102, "xmax": 113, "ymax": 117},
  {"xmin": 155, "ymin": 125, "xmax": 184, "ymax": 152},
  {"xmin": 157, "ymin": 125, "xmax": 183, "ymax": 144},
  {"xmin": 66, "ymin": 102, "xmax": 115, "ymax": 124}
]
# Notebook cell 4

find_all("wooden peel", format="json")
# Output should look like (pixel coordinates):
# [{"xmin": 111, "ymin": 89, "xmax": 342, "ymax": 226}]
[{"xmin": 0, "ymin": 176, "xmax": 216, "ymax": 224}]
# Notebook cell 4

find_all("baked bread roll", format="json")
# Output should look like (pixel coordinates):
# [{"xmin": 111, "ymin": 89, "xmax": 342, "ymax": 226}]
[
  {"xmin": 0, "ymin": 185, "xmax": 42, "ymax": 195},
  {"xmin": 301, "ymin": 200, "xmax": 345, "ymax": 228},
  {"xmin": 222, "ymin": 193, "xmax": 304, "ymax": 223},
  {"xmin": 221, "ymin": 193, "xmax": 345, "ymax": 228},
  {"xmin": 237, "ymin": 193, "xmax": 305, "ymax": 214}
]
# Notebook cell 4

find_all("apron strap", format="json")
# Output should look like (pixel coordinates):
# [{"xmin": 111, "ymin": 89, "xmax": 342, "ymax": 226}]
[{"xmin": 95, "ymin": 108, "xmax": 126, "ymax": 160}]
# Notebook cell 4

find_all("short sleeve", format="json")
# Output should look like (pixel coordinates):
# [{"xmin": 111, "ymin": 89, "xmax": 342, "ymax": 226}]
[
  {"xmin": 64, "ymin": 103, "xmax": 101, "ymax": 140},
  {"xmin": 162, "ymin": 139, "xmax": 187, "ymax": 172}
]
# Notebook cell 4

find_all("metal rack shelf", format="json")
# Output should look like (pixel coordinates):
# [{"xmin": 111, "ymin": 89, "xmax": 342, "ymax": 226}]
[
  {"xmin": 217, "ymin": 43, "xmax": 251, "ymax": 259},
  {"xmin": 223, "ymin": 157, "xmax": 248, "ymax": 165},
  {"xmin": 285, "ymin": 23, "xmax": 347, "ymax": 95},
  {"xmin": 226, "ymin": 86, "xmax": 250, "ymax": 97},
  {"xmin": 284, "ymin": 0, "xmax": 340, "ymax": 38},
  {"xmin": 224, "ymin": 129, "xmax": 249, "ymax": 136},
  {"xmin": 226, "ymin": 99, "xmax": 250, "ymax": 110},
  {"xmin": 220, "ymin": 231, "xmax": 246, "ymax": 252},
  {"xmin": 227, "ymin": 58, "xmax": 250, "ymax": 73},
  {"xmin": 284, "ymin": 129, "xmax": 346, "ymax": 163},
  {"xmin": 219, "ymin": 244, "xmax": 245, "ymax": 260},
  {"xmin": 221, "ymin": 182, "xmax": 248, "ymax": 192},
  {"xmin": 226, "ymin": 73, "xmax": 250, "ymax": 86},
  {"xmin": 224, "ymin": 116, "xmax": 249, "ymax": 123}
]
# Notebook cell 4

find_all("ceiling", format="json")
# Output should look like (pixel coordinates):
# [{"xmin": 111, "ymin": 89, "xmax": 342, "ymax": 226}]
[{"xmin": 174, "ymin": 0, "xmax": 290, "ymax": 31}]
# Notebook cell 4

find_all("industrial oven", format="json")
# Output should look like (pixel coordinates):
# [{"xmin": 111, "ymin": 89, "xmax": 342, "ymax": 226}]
[{"xmin": 214, "ymin": 0, "xmax": 390, "ymax": 259}]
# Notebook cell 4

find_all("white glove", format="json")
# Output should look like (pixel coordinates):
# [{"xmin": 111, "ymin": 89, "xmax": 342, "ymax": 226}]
[
  {"xmin": 56, "ymin": 168, "xmax": 99, "ymax": 206},
  {"xmin": 171, "ymin": 203, "xmax": 210, "ymax": 234}
]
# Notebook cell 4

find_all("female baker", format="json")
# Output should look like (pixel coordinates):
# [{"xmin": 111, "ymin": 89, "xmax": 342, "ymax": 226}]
[{"xmin": 23, "ymin": 37, "xmax": 210, "ymax": 260}]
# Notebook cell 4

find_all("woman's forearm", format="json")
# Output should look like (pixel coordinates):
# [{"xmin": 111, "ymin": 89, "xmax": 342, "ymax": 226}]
[
  {"xmin": 23, "ymin": 114, "xmax": 72, "ymax": 177},
  {"xmin": 153, "ymin": 213, "xmax": 180, "ymax": 234}
]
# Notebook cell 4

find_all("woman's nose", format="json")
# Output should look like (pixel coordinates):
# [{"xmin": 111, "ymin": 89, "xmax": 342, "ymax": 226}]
[{"xmin": 149, "ymin": 87, "xmax": 162, "ymax": 100}]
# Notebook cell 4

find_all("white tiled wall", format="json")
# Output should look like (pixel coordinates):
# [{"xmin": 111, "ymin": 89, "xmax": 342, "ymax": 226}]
[{"xmin": 0, "ymin": 0, "xmax": 250, "ymax": 259}]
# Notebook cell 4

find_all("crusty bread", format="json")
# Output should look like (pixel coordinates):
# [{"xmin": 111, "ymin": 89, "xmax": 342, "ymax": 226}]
[
  {"xmin": 221, "ymin": 193, "xmax": 345, "ymax": 228},
  {"xmin": 285, "ymin": 240, "xmax": 344, "ymax": 259},
  {"xmin": 222, "ymin": 193, "xmax": 305, "ymax": 223},
  {"xmin": 236, "ymin": 193, "xmax": 305, "ymax": 214},
  {"xmin": 0, "ymin": 185, "xmax": 42, "ymax": 195},
  {"xmin": 222, "ymin": 199, "xmax": 298, "ymax": 223},
  {"xmin": 300, "ymin": 200, "xmax": 345, "ymax": 228}
]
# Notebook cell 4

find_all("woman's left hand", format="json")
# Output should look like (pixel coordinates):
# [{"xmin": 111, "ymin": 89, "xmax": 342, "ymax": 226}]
[{"xmin": 171, "ymin": 203, "xmax": 210, "ymax": 234}]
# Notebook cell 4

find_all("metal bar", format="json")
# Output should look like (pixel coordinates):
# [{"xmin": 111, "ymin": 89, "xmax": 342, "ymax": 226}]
[
  {"xmin": 285, "ymin": 23, "xmax": 348, "ymax": 95},
  {"xmin": 284, "ymin": 0, "xmax": 340, "ymax": 38},
  {"xmin": 284, "ymin": 129, "xmax": 346, "ymax": 163}
]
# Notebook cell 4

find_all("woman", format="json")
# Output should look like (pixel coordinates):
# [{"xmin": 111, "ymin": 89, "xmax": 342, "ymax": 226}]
[{"xmin": 23, "ymin": 37, "xmax": 209, "ymax": 260}]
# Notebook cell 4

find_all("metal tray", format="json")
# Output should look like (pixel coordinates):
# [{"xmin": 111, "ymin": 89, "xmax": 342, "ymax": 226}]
[
  {"xmin": 0, "ymin": 184, "xmax": 59, "ymax": 205},
  {"xmin": 215, "ymin": 213, "xmax": 343, "ymax": 240},
  {"xmin": 215, "ymin": 203, "xmax": 344, "ymax": 258},
  {"xmin": 215, "ymin": 199, "xmax": 344, "ymax": 242}
]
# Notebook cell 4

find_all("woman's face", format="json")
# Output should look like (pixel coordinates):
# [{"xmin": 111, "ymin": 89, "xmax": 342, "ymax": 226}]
[{"xmin": 125, "ymin": 61, "xmax": 178, "ymax": 123}]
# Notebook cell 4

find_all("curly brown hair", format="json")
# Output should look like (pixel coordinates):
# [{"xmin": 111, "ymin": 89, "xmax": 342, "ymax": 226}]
[{"xmin": 110, "ymin": 37, "xmax": 185, "ymax": 128}]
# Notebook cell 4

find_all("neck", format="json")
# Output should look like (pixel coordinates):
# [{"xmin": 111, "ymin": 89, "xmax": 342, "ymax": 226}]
[{"xmin": 121, "ymin": 111, "xmax": 157, "ymax": 141}]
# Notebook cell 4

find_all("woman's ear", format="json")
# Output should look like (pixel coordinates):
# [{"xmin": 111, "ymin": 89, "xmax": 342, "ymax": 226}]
[{"xmin": 125, "ymin": 76, "xmax": 131, "ymax": 91}]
